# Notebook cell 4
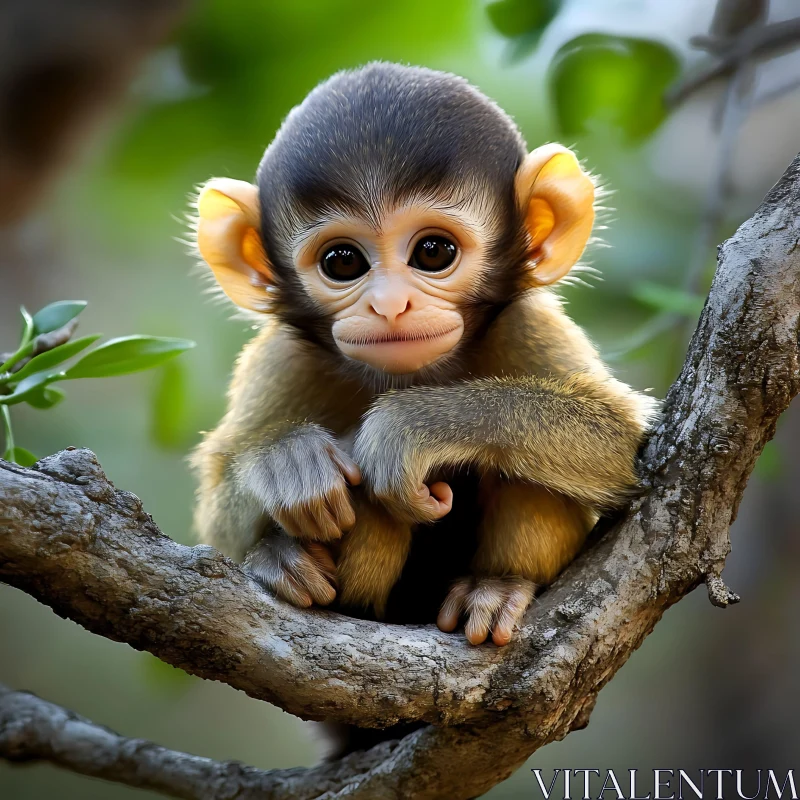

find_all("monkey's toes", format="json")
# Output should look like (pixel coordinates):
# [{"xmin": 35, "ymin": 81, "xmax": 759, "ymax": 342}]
[
  {"xmin": 243, "ymin": 539, "xmax": 337, "ymax": 608},
  {"xmin": 437, "ymin": 576, "xmax": 535, "ymax": 646}
]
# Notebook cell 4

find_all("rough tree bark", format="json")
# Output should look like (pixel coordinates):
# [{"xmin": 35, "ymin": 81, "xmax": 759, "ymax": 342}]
[{"xmin": 1, "ymin": 154, "xmax": 799, "ymax": 798}]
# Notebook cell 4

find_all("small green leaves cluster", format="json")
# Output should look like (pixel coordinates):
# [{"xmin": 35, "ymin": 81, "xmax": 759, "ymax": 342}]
[{"xmin": 0, "ymin": 300, "xmax": 194, "ymax": 466}]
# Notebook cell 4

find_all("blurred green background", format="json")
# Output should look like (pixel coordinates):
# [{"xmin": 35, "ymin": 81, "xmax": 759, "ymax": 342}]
[{"xmin": 2, "ymin": 0, "xmax": 800, "ymax": 797}]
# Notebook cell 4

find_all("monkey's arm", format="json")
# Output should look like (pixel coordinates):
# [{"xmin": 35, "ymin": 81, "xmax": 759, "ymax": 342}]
[
  {"xmin": 354, "ymin": 371, "xmax": 658, "ymax": 522},
  {"xmin": 193, "ymin": 414, "xmax": 358, "ymax": 608},
  {"xmin": 191, "ymin": 324, "xmax": 368, "ymax": 559}
]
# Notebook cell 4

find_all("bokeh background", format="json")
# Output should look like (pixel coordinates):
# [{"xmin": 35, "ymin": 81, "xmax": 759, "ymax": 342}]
[{"xmin": 2, "ymin": 0, "xmax": 799, "ymax": 797}]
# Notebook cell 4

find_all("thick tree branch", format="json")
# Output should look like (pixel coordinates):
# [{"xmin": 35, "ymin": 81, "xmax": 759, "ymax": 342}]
[{"xmin": 2, "ymin": 154, "xmax": 800, "ymax": 798}]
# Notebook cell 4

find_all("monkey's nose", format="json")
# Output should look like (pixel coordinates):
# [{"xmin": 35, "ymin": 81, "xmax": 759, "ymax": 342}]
[{"xmin": 368, "ymin": 286, "xmax": 412, "ymax": 324}]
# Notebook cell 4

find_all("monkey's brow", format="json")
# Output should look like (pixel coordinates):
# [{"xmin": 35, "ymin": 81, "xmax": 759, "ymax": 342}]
[
  {"xmin": 291, "ymin": 197, "xmax": 478, "ymax": 250},
  {"xmin": 290, "ymin": 219, "xmax": 358, "ymax": 257}
]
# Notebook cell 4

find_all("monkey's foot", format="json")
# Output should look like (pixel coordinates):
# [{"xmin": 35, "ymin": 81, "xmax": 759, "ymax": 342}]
[
  {"xmin": 243, "ymin": 536, "xmax": 337, "ymax": 608},
  {"xmin": 437, "ymin": 576, "xmax": 536, "ymax": 646}
]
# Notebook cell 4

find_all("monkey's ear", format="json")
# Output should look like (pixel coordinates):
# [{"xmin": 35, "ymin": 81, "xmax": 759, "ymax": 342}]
[
  {"xmin": 195, "ymin": 178, "xmax": 274, "ymax": 311},
  {"xmin": 515, "ymin": 144, "xmax": 595, "ymax": 286}
]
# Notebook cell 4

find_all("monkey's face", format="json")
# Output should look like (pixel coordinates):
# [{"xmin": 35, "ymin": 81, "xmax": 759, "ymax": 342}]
[
  {"xmin": 194, "ymin": 66, "xmax": 596, "ymax": 386},
  {"xmin": 290, "ymin": 203, "xmax": 490, "ymax": 374}
]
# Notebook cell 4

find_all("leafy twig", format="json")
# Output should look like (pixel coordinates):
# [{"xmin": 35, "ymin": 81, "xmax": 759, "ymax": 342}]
[{"xmin": 0, "ymin": 300, "xmax": 194, "ymax": 464}]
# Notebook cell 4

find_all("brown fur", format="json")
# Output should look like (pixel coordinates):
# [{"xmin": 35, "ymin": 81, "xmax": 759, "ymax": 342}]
[
  {"xmin": 475, "ymin": 477, "xmax": 598, "ymax": 584},
  {"xmin": 336, "ymin": 493, "xmax": 413, "ymax": 617}
]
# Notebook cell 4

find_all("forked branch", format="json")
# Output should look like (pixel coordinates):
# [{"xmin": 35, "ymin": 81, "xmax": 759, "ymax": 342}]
[{"xmin": 1, "ymin": 154, "xmax": 799, "ymax": 799}]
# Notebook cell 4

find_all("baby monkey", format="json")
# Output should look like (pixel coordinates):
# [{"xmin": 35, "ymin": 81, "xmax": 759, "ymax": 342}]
[{"xmin": 191, "ymin": 62, "xmax": 657, "ymax": 647}]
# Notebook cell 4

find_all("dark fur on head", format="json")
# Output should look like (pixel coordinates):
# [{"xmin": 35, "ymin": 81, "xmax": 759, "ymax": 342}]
[{"xmin": 256, "ymin": 62, "xmax": 531, "ymax": 380}]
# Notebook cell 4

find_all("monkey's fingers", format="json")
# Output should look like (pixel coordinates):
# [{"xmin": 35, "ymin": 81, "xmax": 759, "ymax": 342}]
[
  {"xmin": 325, "ymin": 482, "xmax": 357, "ymax": 532},
  {"xmin": 276, "ymin": 500, "xmax": 342, "ymax": 542},
  {"xmin": 437, "ymin": 577, "xmax": 535, "ymax": 646},
  {"xmin": 305, "ymin": 541, "xmax": 338, "ymax": 582},
  {"xmin": 273, "ymin": 576, "xmax": 315, "ymax": 609},
  {"xmin": 273, "ymin": 507, "xmax": 306, "ymax": 540},
  {"xmin": 414, "ymin": 481, "xmax": 453, "ymax": 521},
  {"xmin": 303, "ymin": 487, "xmax": 355, "ymax": 541},
  {"xmin": 329, "ymin": 447, "xmax": 362, "ymax": 486},
  {"xmin": 243, "ymin": 543, "xmax": 314, "ymax": 608},
  {"xmin": 307, "ymin": 502, "xmax": 343, "ymax": 542}
]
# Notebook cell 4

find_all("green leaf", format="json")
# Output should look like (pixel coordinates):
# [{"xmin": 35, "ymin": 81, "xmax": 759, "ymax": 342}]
[
  {"xmin": 32, "ymin": 300, "xmax": 87, "ymax": 336},
  {"xmin": 631, "ymin": 282, "xmax": 705, "ymax": 317},
  {"xmin": 23, "ymin": 385, "xmax": 66, "ymax": 410},
  {"xmin": 505, "ymin": 28, "xmax": 546, "ymax": 65},
  {"xmin": 549, "ymin": 34, "xmax": 680, "ymax": 143},
  {"xmin": 9, "ymin": 335, "xmax": 102, "ymax": 383},
  {"xmin": 62, "ymin": 336, "xmax": 195, "ymax": 379},
  {"xmin": 151, "ymin": 361, "xmax": 191, "ymax": 449},
  {"xmin": 0, "ymin": 340, "xmax": 34, "ymax": 373},
  {"xmin": 2, "ymin": 446, "xmax": 38, "ymax": 467},
  {"xmin": 0, "ymin": 372, "xmax": 56, "ymax": 406},
  {"xmin": 487, "ymin": 0, "xmax": 559, "ymax": 38},
  {"xmin": 1, "ymin": 405, "xmax": 13, "ymax": 455},
  {"xmin": 20, "ymin": 306, "xmax": 34, "ymax": 345}
]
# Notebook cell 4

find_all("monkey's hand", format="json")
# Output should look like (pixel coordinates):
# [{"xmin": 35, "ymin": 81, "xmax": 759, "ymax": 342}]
[
  {"xmin": 242, "ymin": 534, "xmax": 337, "ymax": 608},
  {"xmin": 238, "ymin": 427, "xmax": 361, "ymax": 541},
  {"xmin": 353, "ymin": 411, "xmax": 452, "ymax": 524},
  {"xmin": 437, "ymin": 576, "xmax": 536, "ymax": 646}
]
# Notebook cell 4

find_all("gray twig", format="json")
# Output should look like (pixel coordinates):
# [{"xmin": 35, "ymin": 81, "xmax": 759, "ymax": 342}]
[{"xmin": 667, "ymin": 17, "xmax": 800, "ymax": 107}]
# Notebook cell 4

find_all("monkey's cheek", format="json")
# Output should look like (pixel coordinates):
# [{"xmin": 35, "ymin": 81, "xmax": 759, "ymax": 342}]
[{"xmin": 336, "ymin": 331, "xmax": 463, "ymax": 374}]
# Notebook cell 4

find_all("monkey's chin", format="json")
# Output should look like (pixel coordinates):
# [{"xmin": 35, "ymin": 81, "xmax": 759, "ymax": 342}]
[{"xmin": 335, "ymin": 327, "xmax": 463, "ymax": 375}]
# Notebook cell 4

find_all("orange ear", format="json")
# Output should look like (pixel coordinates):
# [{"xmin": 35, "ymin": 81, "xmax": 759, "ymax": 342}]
[
  {"xmin": 195, "ymin": 178, "xmax": 274, "ymax": 311},
  {"xmin": 515, "ymin": 144, "xmax": 595, "ymax": 286}
]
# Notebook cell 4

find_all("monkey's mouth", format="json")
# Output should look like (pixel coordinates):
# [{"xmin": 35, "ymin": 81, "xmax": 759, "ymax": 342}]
[
  {"xmin": 332, "ymin": 319, "xmax": 464, "ymax": 374},
  {"xmin": 335, "ymin": 325, "xmax": 461, "ymax": 347}
]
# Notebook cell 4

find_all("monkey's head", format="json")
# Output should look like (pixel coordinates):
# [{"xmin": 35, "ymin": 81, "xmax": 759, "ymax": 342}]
[{"xmin": 195, "ymin": 63, "xmax": 595, "ymax": 383}]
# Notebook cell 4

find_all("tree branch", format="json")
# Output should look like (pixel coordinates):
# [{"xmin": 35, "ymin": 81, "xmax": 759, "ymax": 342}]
[
  {"xmin": 0, "ymin": 684, "xmax": 400, "ymax": 800},
  {"xmin": 2, "ymin": 153, "xmax": 800, "ymax": 798},
  {"xmin": 666, "ymin": 17, "xmax": 800, "ymax": 107}
]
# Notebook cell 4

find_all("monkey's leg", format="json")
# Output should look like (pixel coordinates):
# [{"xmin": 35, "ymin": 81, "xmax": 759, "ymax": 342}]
[
  {"xmin": 438, "ymin": 479, "xmax": 597, "ymax": 646},
  {"xmin": 337, "ymin": 492, "xmax": 413, "ymax": 619}
]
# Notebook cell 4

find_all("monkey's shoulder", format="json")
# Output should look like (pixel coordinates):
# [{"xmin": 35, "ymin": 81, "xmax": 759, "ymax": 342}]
[
  {"xmin": 228, "ymin": 322, "xmax": 369, "ymax": 431},
  {"xmin": 471, "ymin": 290, "xmax": 603, "ymax": 379}
]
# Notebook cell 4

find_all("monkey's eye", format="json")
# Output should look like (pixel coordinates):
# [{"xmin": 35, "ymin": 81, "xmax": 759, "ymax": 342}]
[
  {"xmin": 320, "ymin": 244, "xmax": 370, "ymax": 282},
  {"xmin": 409, "ymin": 236, "xmax": 458, "ymax": 273}
]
